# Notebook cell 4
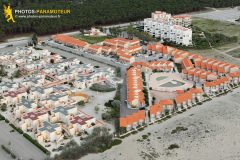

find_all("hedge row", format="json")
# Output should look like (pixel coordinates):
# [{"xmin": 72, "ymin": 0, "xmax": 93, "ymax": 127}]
[
  {"xmin": 9, "ymin": 124, "xmax": 24, "ymax": 134},
  {"xmin": 7, "ymin": 123, "xmax": 49, "ymax": 155},
  {"xmin": 90, "ymin": 84, "xmax": 116, "ymax": 92},
  {"xmin": 0, "ymin": 114, "xmax": 5, "ymax": 120}
]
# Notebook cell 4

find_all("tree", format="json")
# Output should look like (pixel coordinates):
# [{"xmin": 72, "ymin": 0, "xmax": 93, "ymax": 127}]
[
  {"xmin": 101, "ymin": 113, "xmax": 111, "ymax": 120},
  {"xmin": 31, "ymin": 33, "xmax": 38, "ymax": 46},
  {"xmin": 0, "ymin": 65, "xmax": 7, "ymax": 77},
  {"xmin": 0, "ymin": 0, "xmax": 239, "ymax": 39},
  {"xmin": 54, "ymin": 127, "xmax": 113, "ymax": 159},
  {"xmin": 0, "ymin": 29, "xmax": 5, "ymax": 42},
  {"xmin": 84, "ymin": 127, "xmax": 112, "ymax": 151},
  {"xmin": 78, "ymin": 101, "xmax": 85, "ymax": 106},
  {"xmin": 115, "ymin": 67, "xmax": 121, "ymax": 77},
  {"xmin": 0, "ymin": 103, "xmax": 7, "ymax": 112},
  {"xmin": 126, "ymin": 25, "xmax": 135, "ymax": 39},
  {"xmin": 95, "ymin": 106, "xmax": 100, "ymax": 113},
  {"xmin": 111, "ymin": 100, "xmax": 120, "ymax": 108},
  {"xmin": 79, "ymin": 29, "xmax": 84, "ymax": 35},
  {"xmin": 13, "ymin": 70, "xmax": 21, "ymax": 78},
  {"xmin": 50, "ymin": 59, "xmax": 54, "ymax": 64}
]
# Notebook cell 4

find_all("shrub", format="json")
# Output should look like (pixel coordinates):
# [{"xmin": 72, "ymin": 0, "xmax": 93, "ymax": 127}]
[
  {"xmin": 101, "ymin": 113, "xmax": 112, "ymax": 121},
  {"xmin": 90, "ymin": 83, "xmax": 116, "ymax": 92},
  {"xmin": 0, "ymin": 104, "xmax": 7, "ymax": 111},
  {"xmin": 142, "ymin": 134, "xmax": 148, "ymax": 140},
  {"xmin": 120, "ymin": 133, "xmax": 131, "ymax": 139},
  {"xmin": 118, "ymin": 127, "xmax": 127, "ymax": 135},
  {"xmin": 9, "ymin": 124, "xmax": 24, "ymax": 134},
  {"xmin": 171, "ymin": 126, "xmax": 188, "ymax": 134},
  {"xmin": 54, "ymin": 127, "xmax": 113, "ymax": 159},
  {"xmin": 0, "ymin": 114, "xmax": 5, "ymax": 120},
  {"xmin": 115, "ymin": 67, "xmax": 121, "ymax": 77},
  {"xmin": 168, "ymin": 144, "xmax": 180, "ymax": 150},
  {"xmin": 138, "ymin": 127, "xmax": 144, "ymax": 131},
  {"xmin": 95, "ymin": 106, "xmax": 100, "ymax": 113},
  {"xmin": 111, "ymin": 139, "xmax": 122, "ymax": 146},
  {"xmin": 113, "ymin": 84, "xmax": 121, "ymax": 100},
  {"xmin": 78, "ymin": 100, "xmax": 85, "ymax": 106},
  {"xmin": 102, "ymin": 99, "xmax": 120, "ymax": 121}
]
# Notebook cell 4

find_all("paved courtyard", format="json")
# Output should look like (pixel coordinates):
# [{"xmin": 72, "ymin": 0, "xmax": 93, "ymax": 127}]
[
  {"xmin": 150, "ymin": 90, "xmax": 177, "ymax": 104},
  {"xmin": 77, "ymin": 88, "xmax": 116, "ymax": 131},
  {"xmin": 0, "ymin": 121, "xmax": 46, "ymax": 160},
  {"xmin": 149, "ymin": 73, "xmax": 193, "ymax": 92}
]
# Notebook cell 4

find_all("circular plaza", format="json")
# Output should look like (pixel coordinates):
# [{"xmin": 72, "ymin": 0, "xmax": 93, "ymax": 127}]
[{"xmin": 149, "ymin": 73, "xmax": 193, "ymax": 92}]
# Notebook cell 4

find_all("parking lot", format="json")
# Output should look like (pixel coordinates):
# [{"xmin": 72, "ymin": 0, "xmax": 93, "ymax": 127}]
[
  {"xmin": 0, "ymin": 121, "xmax": 46, "ymax": 160},
  {"xmin": 192, "ymin": 7, "xmax": 240, "ymax": 24}
]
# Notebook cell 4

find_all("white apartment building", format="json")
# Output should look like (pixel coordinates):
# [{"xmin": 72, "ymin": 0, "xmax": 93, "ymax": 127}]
[
  {"xmin": 149, "ymin": 11, "xmax": 191, "ymax": 27},
  {"xmin": 171, "ymin": 15, "xmax": 192, "ymax": 27},
  {"xmin": 144, "ymin": 11, "xmax": 192, "ymax": 46}
]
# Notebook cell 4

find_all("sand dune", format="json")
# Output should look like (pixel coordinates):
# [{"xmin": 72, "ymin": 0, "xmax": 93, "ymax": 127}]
[{"xmin": 82, "ymin": 87, "xmax": 240, "ymax": 160}]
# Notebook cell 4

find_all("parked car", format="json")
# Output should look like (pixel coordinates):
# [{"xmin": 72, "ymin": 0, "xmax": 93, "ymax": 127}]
[
  {"xmin": 5, "ymin": 44, "xmax": 13, "ymax": 47},
  {"xmin": 57, "ymin": 146, "xmax": 64, "ymax": 151}
]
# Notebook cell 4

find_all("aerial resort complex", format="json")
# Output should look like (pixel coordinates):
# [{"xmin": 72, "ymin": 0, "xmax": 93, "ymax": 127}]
[{"xmin": 1, "ymin": 0, "xmax": 240, "ymax": 159}]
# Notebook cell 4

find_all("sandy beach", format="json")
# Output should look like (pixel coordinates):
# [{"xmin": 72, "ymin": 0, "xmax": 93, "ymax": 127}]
[{"xmin": 82, "ymin": 87, "xmax": 240, "ymax": 160}]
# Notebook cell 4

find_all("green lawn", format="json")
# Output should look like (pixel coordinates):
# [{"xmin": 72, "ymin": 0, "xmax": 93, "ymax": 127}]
[
  {"xmin": 227, "ymin": 48, "xmax": 240, "ymax": 58},
  {"xmin": 183, "ymin": 17, "xmax": 240, "ymax": 65},
  {"xmin": 156, "ymin": 76, "xmax": 168, "ymax": 81},
  {"xmin": 72, "ymin": 35, "xmax": 112, "ymax": 44},
  {"xmin": 192, "ymin": 17, "xmax": 240, "ymax": 42}
]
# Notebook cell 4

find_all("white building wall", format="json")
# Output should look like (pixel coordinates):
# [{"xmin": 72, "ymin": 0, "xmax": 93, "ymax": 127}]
[{"xmin": 144, "ymin": 12, "xmax": 192, "ymax": 46}]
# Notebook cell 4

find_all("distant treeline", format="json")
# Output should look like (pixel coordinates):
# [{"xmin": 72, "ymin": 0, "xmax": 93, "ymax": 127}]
[{"xmin": 0, "ymin": 0, "xmax": 240, "ymax": 40}]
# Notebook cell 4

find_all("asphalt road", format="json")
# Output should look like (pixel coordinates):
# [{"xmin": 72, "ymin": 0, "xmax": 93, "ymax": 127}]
[
  {"xmin": 39, "ymin": 45, "xmax": 113, "ymax": 68},
  {"xmin": 0, "ymin": 40, "xmax": 28, "ymax": 49},
  {"xmin": 120, "ymin": 68, "xmax": 138, "ymax": 117},
  {"xmin": 0, "ymin": 121, "xmax": 46, "ymax": 160},
  {"xmin": 0, "ymin": 46, "xmax": 18, "ymax": 53}
]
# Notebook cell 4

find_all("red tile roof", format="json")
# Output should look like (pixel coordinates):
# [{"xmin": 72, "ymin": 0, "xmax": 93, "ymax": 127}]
[
  {"xmin": 204, "ymin": 77, "xmax": 229, "ymax": 87},
  {"xmin": 160, "ymin": 99, "xmax": 173, "ymax": 105},
  {"xmin": 52, "ymin": 34, "xmax": 88, "ymax": 48},
  {"xmin": 182, "ymin": 58, "xmax": 194, "ymax": 69},
  {"xmin": 127, "ymin": 67, "xmax": 145, "ymax": 107},
  {"xmin": 150, "ymin": 104, "xmax": 164, "ymax": 115},
  {"xmin": 175, "ymin": 92, "xmax": 192, "ymax": 104}
]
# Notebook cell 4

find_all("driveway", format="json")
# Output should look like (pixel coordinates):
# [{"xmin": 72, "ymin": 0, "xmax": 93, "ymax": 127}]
[{"xmin": 0, "ymin": 121, "xmax": 46, "ymax": 160}]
